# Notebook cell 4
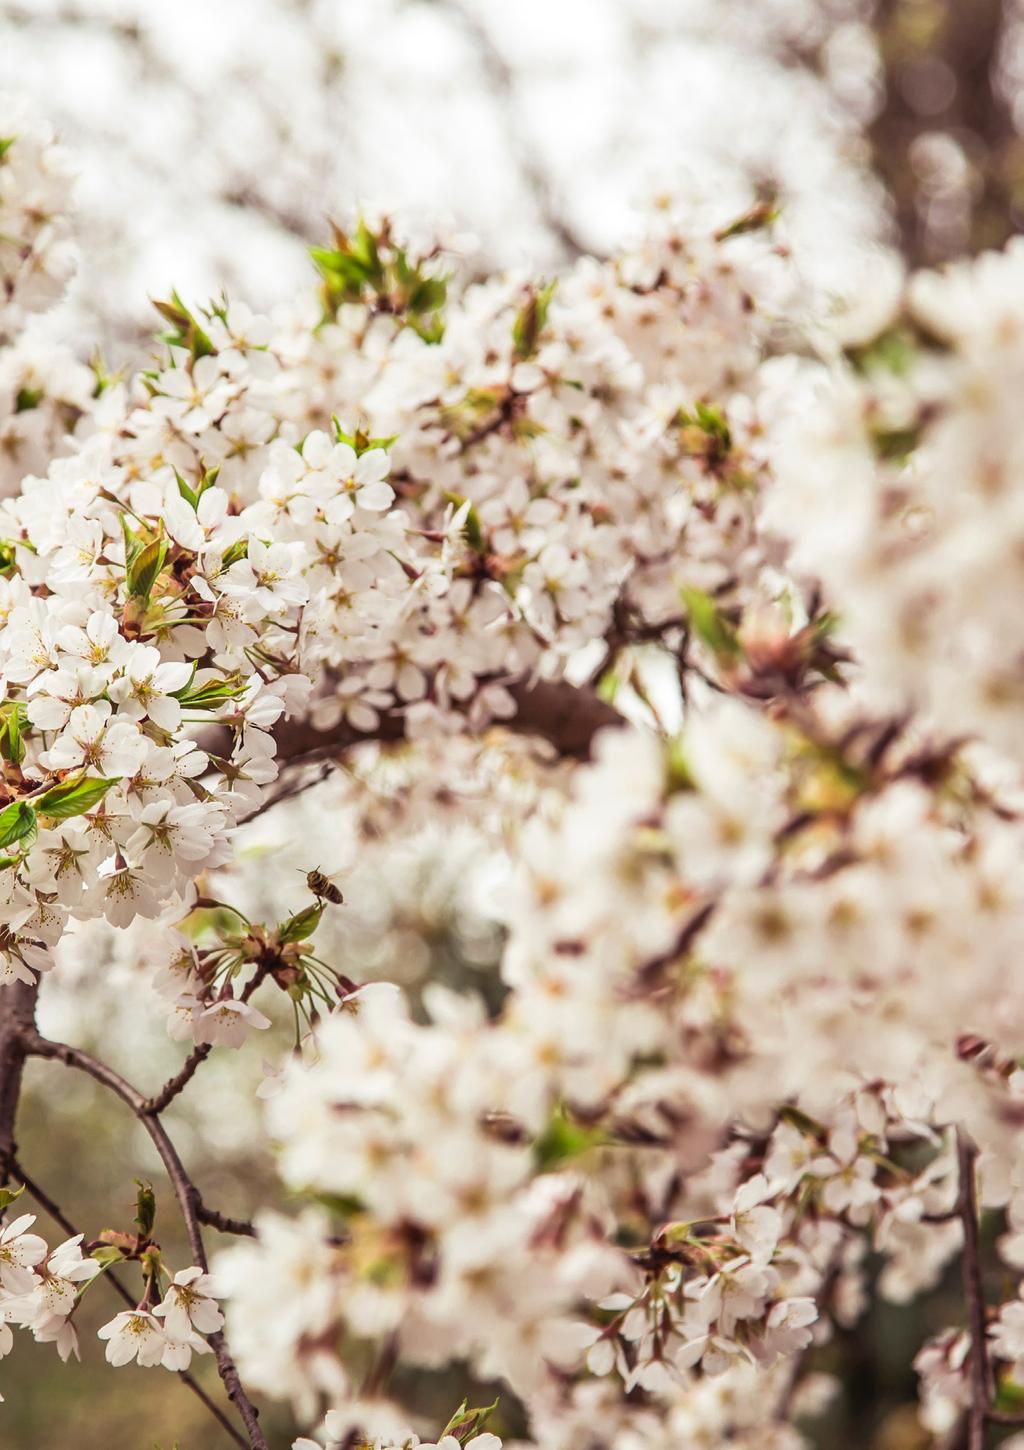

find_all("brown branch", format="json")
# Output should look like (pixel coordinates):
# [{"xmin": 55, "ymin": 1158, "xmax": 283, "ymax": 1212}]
[
  {"xmin": 11, "ymin": 1156, "xmax": 248, "ymax": 1448},
  {"xmin": 24, "ymin": 1033, "xmax": 268, "ymax": 1450},
  {"xmin": 0, "ymin": 977, "xmax": 40, "ymax": 1186},
  {"xmin": 957, "ymin": 1129, "xmax": 990, "ymax": 1450},
  {"xmin": 143, "ymin": 1044, "xmax": 212, "ymax": 1115},
  {"xmin": 632, "ymin": 900, "xmax": 717, "ymax": 992},
  {"xmin": 270, "ymin": 676, "xmax": 624, "ymax": 772},
  {"xmin": 194, "ymin": 1195, "xmax": 256, "ymax": 1238}
]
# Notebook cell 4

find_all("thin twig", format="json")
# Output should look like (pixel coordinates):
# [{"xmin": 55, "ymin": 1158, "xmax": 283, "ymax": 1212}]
[
  {"xmin": 194, "ymin": 1195, "xmax": 257, "ymax": 1238},
  {"xmin": 144, "ymin": 968, "xmax": 269, "ymax": 1115},
  {"xmin": 143, "ymin": 1044, "xmax": 212, "ymax": 1115},
  {"xmin": 957, "ymin": 1129, "xmax": 990, "ymax": 1450}
]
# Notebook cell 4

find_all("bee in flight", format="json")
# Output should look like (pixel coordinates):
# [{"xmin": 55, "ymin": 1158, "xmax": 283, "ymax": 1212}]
[{"xmin": 304, "ymin": 868, "xmax": 344, "ymax": 906}]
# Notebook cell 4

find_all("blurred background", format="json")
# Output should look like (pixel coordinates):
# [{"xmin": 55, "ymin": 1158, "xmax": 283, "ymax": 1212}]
[{"xmin": 5, "ymin": 1, "xmax": 1024, "ymax": 1445}]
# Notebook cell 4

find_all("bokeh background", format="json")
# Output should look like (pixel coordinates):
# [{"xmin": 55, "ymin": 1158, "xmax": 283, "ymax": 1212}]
[{"xmin": 4, "ymin": 2, "xmax": 1024, "ymax": 1445}]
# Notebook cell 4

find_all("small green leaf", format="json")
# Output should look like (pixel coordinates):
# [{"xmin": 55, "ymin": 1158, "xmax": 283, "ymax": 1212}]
[
  {"xmin": 0, "ymin": 801, "xmax": 36, "ymax": 851},
  {"xmin": 315, "ymin": 1190, "xmax": 365, "ymax": 1220},
  {"xmin": 533, "ymin": 1107, "xmax": 604, "ymax": 1170},
  {"xmin": 870, "ymin": 423, "xmax": 921, "ymax": 463},
  {"xmin": 714, "ymin": 199, "xmax": 780, "ymax": 240},
  {"xmin": 595, "ymin": 668, "xmax": 620, "ymax": 706},
  {"xmin": 175, "ymin": 469, "xmax": 199, "ymax": 510},
  {"xmin": 278, "ymin": 903, "xmax": 323, "ymax": 944},
  {"xmin": 126, "ymin": 534, "xmax": 168, "ymax": 602},
  {"xmin": 0, "ymin": 138, "xmax": 16, "ymax": 162},
  {"xmin": 328, "ymin": 418, "xmax": 398, "ymax": 456},
  {"xmin": 14, "ymin": 387, "xmax": 42, "ymax": 413},
  {"xmin": 36, "ymin": 775, "xmax": 120, "ymax": 821},
  {"xmin": 134, "ymin": 1179, "xmax": 156, "ymax": 1238},
  {"xmin": 174, "ymin": 677, "xmax": 246, "ymax": 711},
  {"xmin": 441, "ymin": 1396, "xmax": 500, "ymax": 1443},
  {"xmin": 665, "ymin": 737, "xmax": 694, "ymax": 794},
  {"xmin": 0, "ymin": 1183, "xmax": 24, "ymax": 1212},
  {"xmin": 90, "ymin": 1244, "xmax": 126, "ymax": 1266},
  {"xmin": 513, "ymin": 280, "xmax": 556, "ymax": 360},
  {"xmin": 152, "ymin": 291, "xmax": 214, "ymax": 359},
  {"xmin": 680, "ymin": 585, "xmax": 741, "ymax": 661},
  {"xmin": 0, "ymin": 703, "xmax": 25, "ymax": 767}
]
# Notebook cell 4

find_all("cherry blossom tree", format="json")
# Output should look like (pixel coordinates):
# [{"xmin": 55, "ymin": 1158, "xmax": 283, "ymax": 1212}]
[{"xmin": 9, "ymin": 53, "xmax": 1024, "ymax": 1450}]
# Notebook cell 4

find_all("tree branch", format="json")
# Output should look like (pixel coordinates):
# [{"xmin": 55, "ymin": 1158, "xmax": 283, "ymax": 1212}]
[
  {"xmin": 0, "ymin": 978, "xmax": 40, "ymax": 1186},
  {"xmin": 957, "ymin": 1129, "xmax": 991, "ymax": 1450},
  {"xmin": 194, "ymin": 1195, "xmax": 257, "ymax": 1238},
  {"xmin": 270, "ymin": 676, "xmax": 624, "ymax": 772},
  {"xmin": 24, "ymin": 1032, "xmax": 268, "ymax": 1450},
  {"xmin": 143, "ymin": 1044, "xmax": 212, "ymax": 1115}
]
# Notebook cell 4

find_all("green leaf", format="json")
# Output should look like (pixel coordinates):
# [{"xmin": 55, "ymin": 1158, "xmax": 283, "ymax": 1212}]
[
  {"xmin": 126, "ymin": 534, "xmax": 168, "ymax": 602},
  {"xmin": 329, "ymin": 418, "xmax": 398, "ymax": 456},
  {"xmin": 278, "ymin": 903, "xmax": 323, "ymax": 945},
  {"xmin": 121, "ymin": 513, "xmax": 143, "ymax": 572},
  {"xmin": 134, "ymin": 1179, "xmax": 156, "ymax": 1238},
  {"xmin": 714, "ymin": 199, "xmax": 780, "ymax": 240},
  {"xmin": 0, "ymin": 801, "xmax": 37, "ymax": 851},
  {"xmin": 90, "ymin": 1244, "xmax": 126, "ymax": 1266},
  {"xmin": 595, "ymin": 668, "xmax": 620, "ymax": 706},
  {"xmin": 0, "ymin": 137, "xmax": 16, "ymax": 162},
  {"xmin": 36, "ymin": 775, "xmax": 120, "ymax": 821},
  {"xmin": 152, "ymin": 291, "xmax": 213, "ymax": 359},
  {"xmin": 843, "ymin": 323, "xmax": 931, "ymax": 379},
  {"xmin": 315, "ymin": 1190, "xmax": 365, "ymax": 1220},
  {"xmin": 0, "ymin": 1183, "xmax": 24, "ymax": 1212},
  {"xmin": 870, "ymin": 423, "xmax": 922, "ymax": 463},
  {"xmin": 14, "ymin": 387, "xmax": 42, "ymax": 413},
  {"xmin": 680, "ymin": 585, "xmax": 741, "ymax": 661},
  {"xmin": 675, "ymin": 402, "xmax": 732, "ymax": 463},
  {"xmin": 174, "ymin": 676, "xmax": 246, "ymax": 711},
  {"xmin": 533, "ymin": 1107, "xmax": 604, "ymax": 1170},
  {"xmin": 175, "ymin": 469, "xmax": 198, "ymax": 510},
  {"xmin": 0, "ymin": 703, "xmax": 25, "ymax": 767},
  {"xmin": 351, "ymin": 218, "xmax": 384, "ymax": 282},
  {"xmin": 441, "ymin": 1397, "xmax": 500, "ymax": 1444},
  {"xmin": 665, "ymin": 737, "xmax": 694, "ymax": 794},
  {"xmin": 220, "ymin": 538, "xmax": 248, "ymax": 568},
  {"xmin": 513, "ymin": 280, "xmax": 556, "ymax": 360}
]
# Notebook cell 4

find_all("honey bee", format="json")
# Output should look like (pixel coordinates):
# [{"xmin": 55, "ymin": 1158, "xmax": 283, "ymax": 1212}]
[{"xmin": 304, "ymin": 868, "xmax": 344, "ymax": 905}]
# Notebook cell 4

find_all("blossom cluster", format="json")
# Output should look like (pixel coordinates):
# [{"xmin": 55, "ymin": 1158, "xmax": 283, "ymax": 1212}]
[
  {"xmin": 0, "ymin": 1198, "xmax": 221, "ymax": 1380},
  {"xmin": 767, "ymin": 239, "xmax": 1024, "ymax": 760},
  {"xmin": 7, "ymin": 90, "xmax": 1024, "ymax": 1450},
  {"xmin": 219, "ymin": 692, "xmax": 1024, "ymax": 1444}
]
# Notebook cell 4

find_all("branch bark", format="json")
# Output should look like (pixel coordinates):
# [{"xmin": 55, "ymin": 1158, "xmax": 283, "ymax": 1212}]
[
  {"xmin": 144, "ymin": 1043, "xmax": 212, "ymax": 1115},
  {"xmin": 271, "ymin": 676, "xmax": 624, "ymax": 770},
  {"xmin": 957, "ymin": 1129, "xmax": 991, "ymax": 1450},
  {"xmin": 0, "ymin": 977, "xmax": 40, "ymax": 1186}
]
